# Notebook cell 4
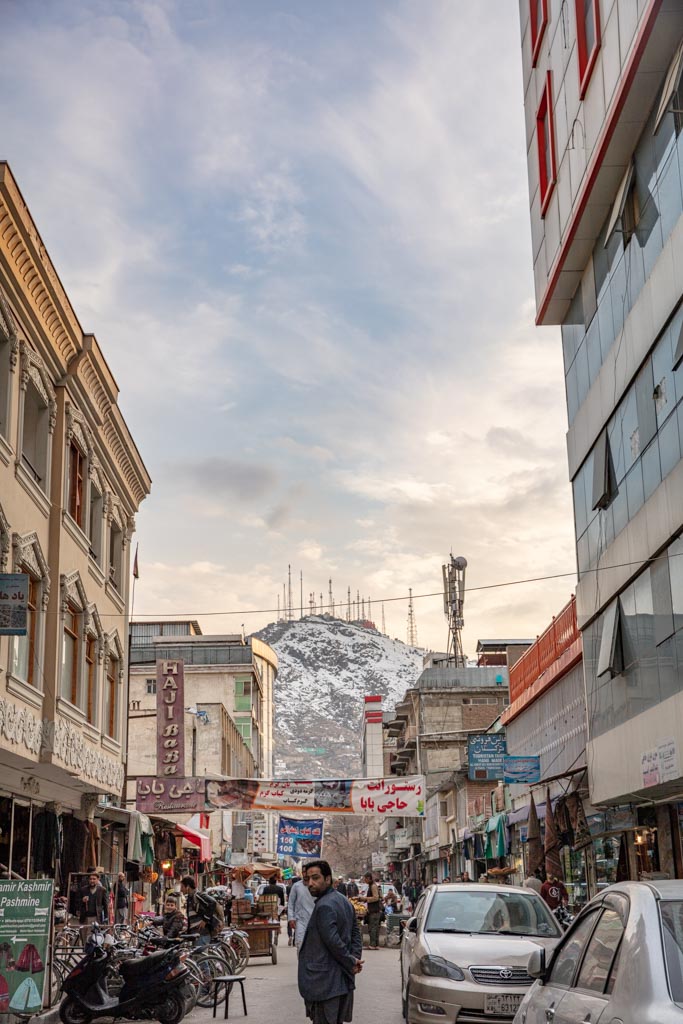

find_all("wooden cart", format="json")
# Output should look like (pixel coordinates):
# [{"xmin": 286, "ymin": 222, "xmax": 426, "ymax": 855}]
[{"xmin": 240, "ymin": 920, "xmax": 280, "ymax": 964}]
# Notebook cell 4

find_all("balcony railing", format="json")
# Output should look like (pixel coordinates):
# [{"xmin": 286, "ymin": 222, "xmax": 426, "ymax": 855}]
[{"xmin": 508, "ymin": 596, "xmax": 578, "ymax": 704}]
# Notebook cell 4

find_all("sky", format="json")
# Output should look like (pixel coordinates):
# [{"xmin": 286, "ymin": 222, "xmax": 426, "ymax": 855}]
[{"xmin": 1, "ymin": 0, "xmax": 577, "ymax": 653}]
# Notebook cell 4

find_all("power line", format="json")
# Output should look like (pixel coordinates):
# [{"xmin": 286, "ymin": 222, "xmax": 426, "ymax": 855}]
[{"xmin": 84, "ymin": 550, "xmax": 683, "ymax": 621}]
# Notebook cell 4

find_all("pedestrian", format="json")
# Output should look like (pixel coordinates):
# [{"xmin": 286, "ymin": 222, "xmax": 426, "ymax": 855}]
[
  {"xmin": 160, "ymin": 895, "xmax": 186, "ymax": 938},
  {"xmin": 524, "ymin": 871, "xmax": 543, "ymax": 895},
  {"xmin": 345, "ymin": 878, "xmax": 360, "ymax": 899},
  {"xmin": 180, "ymin": 876, "xmax": 224, "ymax": 946},
  {"xmin": 334, "ymin": 878, "xmax": 348, "ymax": 897},
  {"xmin": 360, "ymin": 872, "xmax": 382, "ymax": 950},
  {"xmin": 262, "ymin": 875, "xmax": 286, "ymax": 912},
  {"xmin": 460, "ymin": 871, "xmax": 471, "ymax": 883},
  {"xmin": 288, "ymin": 874, "xmax": 315, "ymax": 949},
  {"xmin": 541, "ymin": 875, "xmax": 568, "ymax": 910},
  {"xmin": 298, "ymin": 860, "xmax": 363, "ymax": 1024},
  {"xmin": 79, "ymin": 872, "xmax": 106, "ymax": 944},
  {"xmin": 114, "ymin": 872, "xmax": 129, "ymax": 925},
  {"xmin": 479, "ymin": 873, "xmax": 489, "ymax": 883},
  {"xmin": 442, "ymin": 876, "xmax": 451, "ymax": 884}
]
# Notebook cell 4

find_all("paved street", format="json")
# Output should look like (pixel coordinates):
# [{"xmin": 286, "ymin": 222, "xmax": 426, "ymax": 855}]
[{"xmin": 188, "ymin": 944, "xmax": 404, "ymax": 1024}]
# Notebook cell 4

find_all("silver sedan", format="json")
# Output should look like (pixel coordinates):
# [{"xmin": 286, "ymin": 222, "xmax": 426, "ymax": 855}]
[{"xmin": 515, "ymin": 880, "xmax": 683, "ymax": 1023}]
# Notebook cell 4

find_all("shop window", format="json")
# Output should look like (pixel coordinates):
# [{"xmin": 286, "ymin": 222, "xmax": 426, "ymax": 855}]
[
  {"xmin": 591, "ymin": 429, "xmax": 617, "ymax": 511},
  {"xmin": 22, "ymin": 379, "xmax": 49, "ymax": 486},
  {"xmin": 575, "ymin": 0, "xmax": 601, "ymax": 99},
  {"xmin": 67, "ymin": 440, "xmax": 86, "ymax": 529},
  {"xmin": 88, "ymin": 485, "xmax": 103, "ymax": 563},
  {"xmin": 104, "ymin": 654, "xmax": 118, "ymax": 739},
  {"xmin": 654, "ymin": 39, "xmax": 683, "ymax": 135},
  {"xmin": 536, "ymin": 72, "xmax": 557, "ymax": 217},
  {"xmin": 530, "ymin": 0, "xmax": 548, "ymax": 67},
  {"xmin": 11, "ymin": 577, "xmax": 38, "ymax": 686}
]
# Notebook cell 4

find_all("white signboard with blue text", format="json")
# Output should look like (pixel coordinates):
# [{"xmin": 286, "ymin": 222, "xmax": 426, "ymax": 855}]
[{"xmin": 0, "ymin": 574, "xmax": 29, "ymax": 636}]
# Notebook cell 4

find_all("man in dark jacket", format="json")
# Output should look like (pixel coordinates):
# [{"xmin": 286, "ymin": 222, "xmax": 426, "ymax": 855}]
[
  {"xmin": 298, "ymin": 860, "xmax": 363, "ymax": 1024},
  {"xmin": 334, "ymin": 878, "xmax": 348, "ymax": 897},
  {"xmin": 79, "ymin": 872, "xmax": 106, "ymax": 943}
]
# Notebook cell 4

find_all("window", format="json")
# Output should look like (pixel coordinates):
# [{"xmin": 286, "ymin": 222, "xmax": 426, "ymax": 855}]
[
  {"xmin": 575, "ymin": 0, "xmax": 601, "ymax": 99},
  {"xmin": 235, "ymin": 679, "xmax": 252, "ymax": 712},
  {"xmin": 591, "ymin": 429, "xmax": 617, "ymax": 511},
  {"xmin": 109, "ymin": 520, "xmax": 122, "ymax": 591},
  {"xmin": 0, "ymin": 328, "xmax": 12, "ymax": 442},
  {"xmin": 536, "ymin": 72, "xmax": 557, "ymax": 216},
  {"xmin": 85, "ymin": 636, "xmax": 97, "ymax": 725},
  {"xmin": 61, "ymin": 604, "xmax": 80, "ymax": 705},
  {"xmin": 146, "ymin": 678, "xmax": 157, "ymax": 695},
  {"xmin": 574, "ymin": 908, "xmax": 624, "ymax": 992},
  {"xmin": 11, "ymin": 578, "xmax": 37, "ymax": 686},
  {"xmin": 655, "ymin": 39, "xmax": 683, "ymax": 136},
  {"xmin": 104, "ymin": 655, "xmax": 118, "ymax": 739},
  {"xmin": 673, "ymin": 319, "xmax": 683, "ymax": 372},
  {"xmin": 605, "ymin": 163, "xmax": 637, "ymax": 250},
  {"xmin": 530, "ymin": 0, "xmax": 548, "ymax": 68},
  {"xmin": 88, "ymin": 485, "xmax": 103, "ymax": 563},
  {"xmin": 68, "ymin": 441, "xmax": 85, "ymax": 528},
  {"xmin": 22, "ymin": 379, "xmax": 49, "ymax": 486},
  {"xmin": 549, "ymin": 911, "xmax": 601, "ymax": 986},
  {"xmin": 597, "ymin": 599, "xmax": 623, "ymax": 679}
]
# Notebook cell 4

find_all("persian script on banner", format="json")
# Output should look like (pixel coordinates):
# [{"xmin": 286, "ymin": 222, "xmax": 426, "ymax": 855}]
[{"xmin": 206, "ymin": 776, "xmax": 426, "ymax": 816}]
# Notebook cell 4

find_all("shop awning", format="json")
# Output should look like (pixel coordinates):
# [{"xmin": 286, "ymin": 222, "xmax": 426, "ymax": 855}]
[{"xmin": 177, "ymin": 823, "xmax": 212, "ymax": 861}]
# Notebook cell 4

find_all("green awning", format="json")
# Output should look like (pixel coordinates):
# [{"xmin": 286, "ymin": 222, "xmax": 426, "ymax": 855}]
[{"xmin": 484, "ymin": 813, "xmax": 507, "ymax": 859}]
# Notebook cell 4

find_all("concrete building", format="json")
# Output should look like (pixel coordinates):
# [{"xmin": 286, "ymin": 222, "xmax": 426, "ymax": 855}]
[
  {"xmin": 519, "ymin": 2, "xmax": 683, "ymax": 874},
  {"xmin": 361, "ymin": 694, "xmax": 384, "ymax": 778},
  {"xmin": 126, "ymin": 624, "xmax": 278, "ymax": 857},
  {"xmin": 0, "ymin": 162, "xmax": 151, "ymax": 878}
]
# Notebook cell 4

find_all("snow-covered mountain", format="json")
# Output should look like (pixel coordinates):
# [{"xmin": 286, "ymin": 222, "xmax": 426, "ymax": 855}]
[{"xmin": 255, "ymin": 616, "xmax": 423, "ymax": 778}]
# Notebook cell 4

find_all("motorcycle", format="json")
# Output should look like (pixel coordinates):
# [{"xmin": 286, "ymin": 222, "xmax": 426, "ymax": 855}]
[
  {"xmin": 553, "ymin": 904, "xmax": 575, "ymax": 930},
  {"xmin": 59, "ymin": 931, "xmax": 193, "ymax": 1024}
]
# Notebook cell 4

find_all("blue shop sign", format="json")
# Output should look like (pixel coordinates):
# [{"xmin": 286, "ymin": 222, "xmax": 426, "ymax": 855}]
[
  {"xmin": 468, "ymin": 734, "xmax": 507, "ymax": 781},
  {"xmin": 503, "ymin": 756, "xmax": 541, "ymax": 784}
]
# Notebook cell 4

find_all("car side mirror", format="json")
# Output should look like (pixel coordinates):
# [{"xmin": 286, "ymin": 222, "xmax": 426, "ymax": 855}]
[
  {"xmin": 407, "ymin": 917, "xmax": 418, "ymax": 933},
  {"xmin": 527, "ymin": 947, "xmax": 546, "ymax": 982}
]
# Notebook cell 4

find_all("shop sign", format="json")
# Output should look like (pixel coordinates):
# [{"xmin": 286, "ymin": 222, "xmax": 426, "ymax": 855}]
[
  {"xmin": 207, "ymin": 775, "xmax": 426, "ymax": 816},
  {"xmin": 641, "ymin": 738, "xmax": 679, "ymax": 789},
  {"xmin": 276, "ymin": 816, "xmax": 324, "ymax": 858},
  {"xmin": 467, "ymin": 734, "xmax": 507, "ymax": 781},
  {"xmin": 0, "ymin": 879, "xmax": 53, "ymax": 1014},
  {"xmin": 135, "ymin": 776, "xmax": 205, "ymax": 814},
  {"xmin": 156, "ymin": 659, "xmax": 185, "ymax": 776},
  {"xmin": 253, "ymin": 823, "xmax": 268, "ymax": 853},
  {"xmin": 392, "ymin": 827, "xmax": 411, "ymax": 849},
  {"xmin": 503, "ymin": 755, "xmax": 541, "ymax": 784},
  {"xmin": 0, "ymin": 573, "xmax": 29, "ymax": 636}
]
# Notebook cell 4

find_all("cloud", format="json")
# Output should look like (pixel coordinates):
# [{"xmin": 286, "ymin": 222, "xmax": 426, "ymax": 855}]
[{"xmin": 178, "ymin": 458, "xmax": 278, "ymax": 502}]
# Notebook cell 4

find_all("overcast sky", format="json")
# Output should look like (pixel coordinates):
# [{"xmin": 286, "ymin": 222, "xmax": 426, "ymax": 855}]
[{"xmin": 2, "ymin": 1, "xmax": 576, "ymax": 653}]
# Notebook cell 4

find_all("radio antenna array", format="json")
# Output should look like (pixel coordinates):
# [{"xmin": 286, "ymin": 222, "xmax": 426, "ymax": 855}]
[{"xmin": 442, "ymin": 555, "xmax": 467, "ymax": 665}]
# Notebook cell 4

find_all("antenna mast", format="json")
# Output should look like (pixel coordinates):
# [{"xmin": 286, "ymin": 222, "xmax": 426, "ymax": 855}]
[
  {"xmin": 329, "ymin": 579, "xmax": 334, "ymax": 617},
  {"xmin": 288, "ymin": 564, "xmax": 293, "ymax": 621},
  {"xmin": 407, "ymin": 588, "xmax": 418, "ymax": 647},
  {"xmin": 442, "ymin": 554, "xmax": 468, "ymax": 665},
  {"xmin": 300, "ymin": 570, "xmax": 303, "ymax": 619},
  {"xmin": 347, "ymin": 587, "xmax": 351, "ymax": 622},
  {"xmin": 381, "ymin": 604, "xmax": 386, "ymax": 634}
]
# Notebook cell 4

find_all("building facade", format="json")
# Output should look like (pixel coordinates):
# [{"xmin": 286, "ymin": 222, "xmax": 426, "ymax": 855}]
[
  {"xmin": 0, "ymin": 162, "xmax": 151, "ymax": 879},
  {"xmin": 127, "ymin": 624, "xmax": 278, "ymax": 857},
  {"xmin": 519, "ymin": 1, "xmax": 683, "ymax": 868}
]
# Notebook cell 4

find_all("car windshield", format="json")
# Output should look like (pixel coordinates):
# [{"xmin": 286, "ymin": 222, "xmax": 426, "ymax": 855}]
[
  {"xmin": 660, "ymin": 901, "xmax": 683, "ymax": 1004},
  {"xmin": 424, "ymin": 890, "xmax": 561, "ymax": 938}
]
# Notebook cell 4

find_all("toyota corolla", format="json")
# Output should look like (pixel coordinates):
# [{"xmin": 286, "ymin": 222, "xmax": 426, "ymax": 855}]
[{"xmin": 401, "ymin": 883, "xmax": 563, "ymax": 1024}]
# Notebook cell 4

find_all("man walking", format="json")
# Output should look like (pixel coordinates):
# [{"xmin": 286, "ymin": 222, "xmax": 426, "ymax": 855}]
[
  {"xmin": 79, "ymin": 872, "xmax": 106, "ymax": 943},
  {"xmin": 360, "ymin": 872, "xmax": 382, "ymax": 950},
  {"xmin": 288, "ymin": 873, "xmax": 315, "ymax": 948},
  {"xmin": 298, "ymin": 860, "xmax": 363, "ymax": 1024},
  {"xmin": 334, "ymin": 878, "xmax": 348, "ymax": 897},
  {"xmin": 114, "ymin": 872, "xmax": 129, "ymax": 925}
]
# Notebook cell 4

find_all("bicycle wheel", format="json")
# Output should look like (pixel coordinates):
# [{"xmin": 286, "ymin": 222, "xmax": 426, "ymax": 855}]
[
  {"xmin": 228, "ymin": 934, "xmax": 249, "ymax": 973},
  {"xmin": 54, "ymin": 927, "xmax": 80, "ymax": 949},
  {"xmin": 190, "ymin": 952, "xmax": 226, "ymax": 1008}
]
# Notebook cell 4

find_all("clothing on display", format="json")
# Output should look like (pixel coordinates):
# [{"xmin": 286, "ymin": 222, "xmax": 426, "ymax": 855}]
[
  {"xmin": 0, "ymin": 975, "xmax": 8, "ymax": 1013},
  {"xmin": 15, "ymin": 944, "xmax": 44, "ymax": 973},
  {"xmin": 9, "ymin": 977, "xmax": 42, "ymax": 1013}
]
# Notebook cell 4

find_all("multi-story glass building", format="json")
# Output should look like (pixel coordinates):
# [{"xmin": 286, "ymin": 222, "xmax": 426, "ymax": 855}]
[{"xmin": 520, "ymin": 2, "xmax": 683, "ymax": 875}]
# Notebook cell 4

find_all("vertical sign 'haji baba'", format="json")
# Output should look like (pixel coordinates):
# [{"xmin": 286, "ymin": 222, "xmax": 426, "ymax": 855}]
[{"xmin": 157, "ymin": 660, "xmax": 185, "ymax": 776}]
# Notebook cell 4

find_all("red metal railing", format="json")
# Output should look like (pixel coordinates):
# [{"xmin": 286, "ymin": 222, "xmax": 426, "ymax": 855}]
[{"xmin": 508, "ymin": 596, "xmax": 578, "ymax": 704}]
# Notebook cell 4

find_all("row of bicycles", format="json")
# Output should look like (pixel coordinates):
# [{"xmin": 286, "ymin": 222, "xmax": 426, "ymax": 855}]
[{"xmin": 51, "ymin": 917, "xmax": 250, "ymax": 1011}]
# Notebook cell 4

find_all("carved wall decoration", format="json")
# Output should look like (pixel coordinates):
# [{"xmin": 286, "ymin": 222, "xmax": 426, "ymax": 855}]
[
  {"xmin": 86, "ymin": 603, "xmax": 104, "ymax": 658},
  {"xmin": 65, "ymin": 402, "xmax": 95, "ymax": 458},
  {"xmin": 19, "ymin": 341, "xmax": 57, "ymax": 433},
  {"xmin": 12, "ymin": 531, "xmax": 51, "ymax": 609},
  {"xmin": 104, "ymin": 630, "xmax": 125, "ymax": 684},
  {"xmin": 0, "ymin": 289, "xmax": 19, "ymax": 371},
  {"xmin": 0, "ymin": 695, "xmax": 125, "ymax": 792},
  {"xmin": 60, "ymin": 570, "xmax": 89, "ymax": 616}
]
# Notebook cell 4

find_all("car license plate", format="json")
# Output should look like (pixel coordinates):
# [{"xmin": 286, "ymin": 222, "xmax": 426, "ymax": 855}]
[{"xmin": 484, "ymin": 993, "xmax": 524, "ymax": 1016}]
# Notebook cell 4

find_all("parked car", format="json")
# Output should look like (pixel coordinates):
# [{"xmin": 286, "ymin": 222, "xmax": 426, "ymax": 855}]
[
  {"xmin": 514, "ymin": 880, "xmax": 683, "ymax": 1024},
  {"xmin": 401, "ymin": 883, "xmax": 562, "ymax": 1023}
]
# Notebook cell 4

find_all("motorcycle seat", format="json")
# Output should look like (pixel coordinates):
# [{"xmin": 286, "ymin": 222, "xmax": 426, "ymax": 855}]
[{"xmin": 119, "ymin": 949, "xmax": 173, "ymax": 977}]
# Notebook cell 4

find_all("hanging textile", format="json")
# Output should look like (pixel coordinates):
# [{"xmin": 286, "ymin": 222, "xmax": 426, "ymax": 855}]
[
  {"xmin": 155, "ymin": 830, "xmax": 174, "ymax": 862},
  {"xmin": 526, "ymin": 791, "xmax": 543, "ymax": 875},
  {"xmin": 85, "ymin": 821, "xmax": 99, "ymax": 869},
  {"xmin": 566, "ymin": 793, "xmax": 592, "ymax": 850},
  {"xmin": 0, "ymin": 975, "xmax": 8, "ymax": 1014},
  {"xmin": 60, "ymin": 816, "xmax": 89, "ymax": 879},
  {"xmin": 544, "ymin": 788, "xmax": 563, "ymax": 880},
  {"xmin": 32, "ymin": 810, "xmax": 60, "ymax": 874},
  {"xmin": 484, "ymin": 814, "xmax": 507, "ymax": 859},
  {"xmin": 553, "ymin": 797, "xmax": 573, "ymax": 848},
  {"xmin": 616, "ymin": 835, "xmax": 629, "ymax": 882},
  {"xmin": 473, "ymin": 832, "xmax": 485, "ymax": 859}
]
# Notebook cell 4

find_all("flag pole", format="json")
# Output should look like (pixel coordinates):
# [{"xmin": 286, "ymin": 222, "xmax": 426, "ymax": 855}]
[{"xmin": 124, "ymin": 544, "xmax": 139, "ymax": 807}]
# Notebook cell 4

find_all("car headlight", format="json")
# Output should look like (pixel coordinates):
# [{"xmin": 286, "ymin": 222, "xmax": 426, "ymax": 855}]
[{"xmin": 419, "ymin": 955, "xmax": 465, "ymax": 981}]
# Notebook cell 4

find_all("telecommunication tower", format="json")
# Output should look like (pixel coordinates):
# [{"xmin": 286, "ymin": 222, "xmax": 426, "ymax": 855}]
[
  {"xmin": 407, "ymin": 588, "xmax": 418, "ymax": 647},
  {"xmin": 442, "ymin": 554, "xmax": 467, "ymax": 665},
  {"xmin": 381, "ymin": 604, "xmax": 386, "ymax": 635}
]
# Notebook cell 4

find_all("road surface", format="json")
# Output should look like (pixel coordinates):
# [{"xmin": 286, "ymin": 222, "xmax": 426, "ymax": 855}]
[{"xmin": 189, "ymin": 942, "xmax": 404, "ymax": 1024}]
